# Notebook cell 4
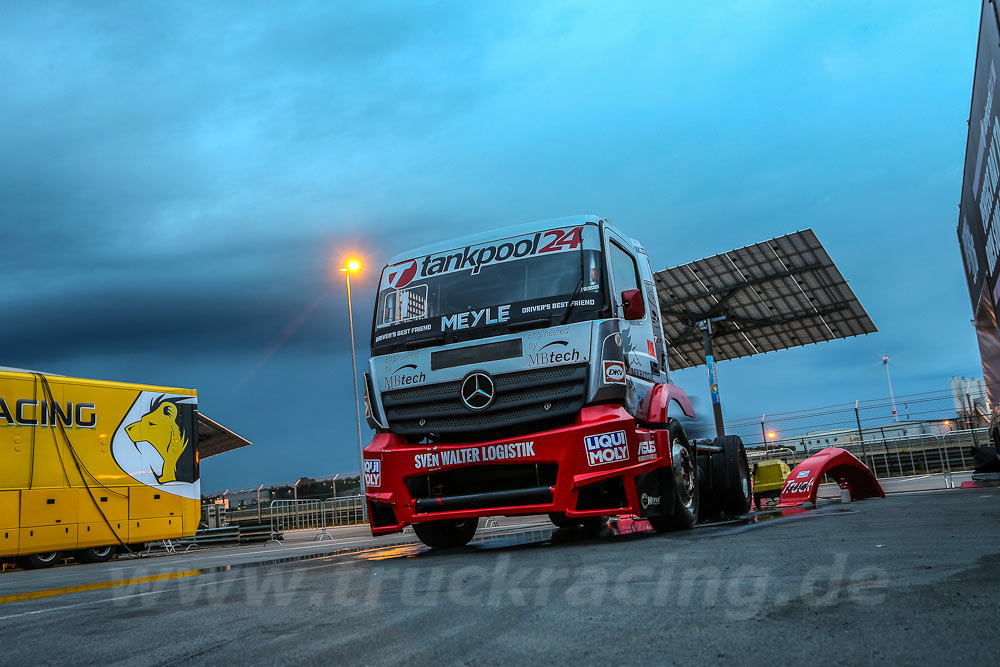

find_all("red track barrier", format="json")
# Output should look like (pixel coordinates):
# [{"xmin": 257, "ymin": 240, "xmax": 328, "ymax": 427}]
[{"xmin": 777, "ymin": 447, "xmax": 884, "ymax": 507}]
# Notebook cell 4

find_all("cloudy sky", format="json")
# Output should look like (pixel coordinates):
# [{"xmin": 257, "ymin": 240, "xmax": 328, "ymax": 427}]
[{"xmin": 1, "ymin": 1, "xmax": 983, "ymax": 490}]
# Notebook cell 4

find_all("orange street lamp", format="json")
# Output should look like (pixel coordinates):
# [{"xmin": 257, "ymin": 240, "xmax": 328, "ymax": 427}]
[{"xmin": 339, "ymin": 258, "xmax": 366, "ymax": 520}]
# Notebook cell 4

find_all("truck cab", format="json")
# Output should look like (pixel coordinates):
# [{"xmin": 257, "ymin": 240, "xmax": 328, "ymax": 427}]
[{"xmin": 362, "ymin": 216, "xmax": 750, "ymax": 547}]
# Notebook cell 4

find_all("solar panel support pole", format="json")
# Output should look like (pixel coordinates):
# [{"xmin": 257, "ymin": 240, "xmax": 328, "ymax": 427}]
[{"xmin": 700, "ymin": 319, "xmax": 726, "ymax": 438}]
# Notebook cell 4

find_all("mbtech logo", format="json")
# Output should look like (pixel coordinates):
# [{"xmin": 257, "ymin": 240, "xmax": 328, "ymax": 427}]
[
  {"xmin": 384, "ymin": 364, "xmax": 426, "ymax": 390},
  {"xmin": 528, "ymin": 340, "xmax": 581, "ymax": 366}
]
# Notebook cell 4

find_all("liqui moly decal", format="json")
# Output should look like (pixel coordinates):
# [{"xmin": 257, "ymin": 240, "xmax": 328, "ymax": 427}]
[
  {"xmin": 364, "ymin": 459, "xmax": 381, "ymax": 488},
  {"xmin": 584, "ymin": 430, "xmax": 629, "ymax": 466},
  {"xmin": 379, "ymin": 225, "xmax": 595, "ymax": 290}
]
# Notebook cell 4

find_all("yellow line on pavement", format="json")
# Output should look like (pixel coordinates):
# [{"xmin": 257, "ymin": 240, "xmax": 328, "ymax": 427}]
[{"xmin": 0, "ymin": 569, "xmax": 202, "ymax": 605}]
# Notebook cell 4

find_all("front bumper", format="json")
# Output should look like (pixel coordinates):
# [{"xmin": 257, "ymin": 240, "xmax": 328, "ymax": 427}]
[{"xmin": 363, "ymin": 405, "xmax": 671, "ymax": 534}]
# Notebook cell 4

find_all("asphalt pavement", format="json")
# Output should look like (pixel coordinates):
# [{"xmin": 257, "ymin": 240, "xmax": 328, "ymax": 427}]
[{"xmin": 0, "ymin": 487, "xmax": 997, "ymax": 665}]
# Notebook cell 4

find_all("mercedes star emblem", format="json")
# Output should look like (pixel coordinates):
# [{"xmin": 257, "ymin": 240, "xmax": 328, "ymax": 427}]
[{"xmin": 460, "ymin": 371, "xmax": 495, "ymax": 411}]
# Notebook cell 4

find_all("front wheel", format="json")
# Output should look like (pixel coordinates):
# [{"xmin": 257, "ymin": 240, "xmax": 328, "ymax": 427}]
[
  {"xmin": 412, "ymin": 518, "xmax": 479, "ymax": 549},
  {"xmin": 75, "ymin": 545, "xmax": 118, "ymax": 564},
  {"xmin": 18, "ymin": 551, "xmax": 62, "ymax": 570},
  {"xmin": 650, "ymin": 421, "xmax": 699, "ymax": 532}
]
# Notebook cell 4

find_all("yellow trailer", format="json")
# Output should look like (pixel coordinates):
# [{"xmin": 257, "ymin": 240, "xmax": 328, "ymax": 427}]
[{"xmin": 0, "ymin": 368, "xmax": 202, "ymax": 568}]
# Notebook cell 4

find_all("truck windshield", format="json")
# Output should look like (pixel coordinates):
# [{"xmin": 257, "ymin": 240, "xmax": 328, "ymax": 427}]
[{"xmin": 372, "ymin": 224, "xmax": 606, "ymax": 352}]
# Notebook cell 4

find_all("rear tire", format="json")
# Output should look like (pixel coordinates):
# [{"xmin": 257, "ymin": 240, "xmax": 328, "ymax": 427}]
[
  {"xmin": 413, "ymin": 518, "xmax": 479, "ymax": 549},
  {"xmin": 712, "ymin": 435, "xmax": 752, "ymax": 516},
  {"xmin": 75, "ymin": 545, "xmax": 117, "ymax": 564},
  {"xmin": 650, "ymin": 421, "xmax": 699, "ymax": 532},
  {"xmin": 18, "ymin": 552, "xmax": 62, "ymax": 570}
]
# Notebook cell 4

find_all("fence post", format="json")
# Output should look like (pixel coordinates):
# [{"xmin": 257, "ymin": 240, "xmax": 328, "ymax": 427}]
[
  {"xmin": 256, "ymin": 483, "xmax": 265, "ymax": 523},
  {"xmin": 966, "ymin": 394, "xmax": 980, "ymax": 446},
  {"xmin": 854, "ymin": 400, "xmax": 869, "ymax": 468},
  {"xmin": 760, "ymin": 414, "xmax": 767, "ymax": 451}
]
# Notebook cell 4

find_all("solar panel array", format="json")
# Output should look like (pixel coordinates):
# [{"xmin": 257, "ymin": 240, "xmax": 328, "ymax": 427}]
[{"xmin": 653, "ymin": 229, "xmax": 877, "ymax": 370}]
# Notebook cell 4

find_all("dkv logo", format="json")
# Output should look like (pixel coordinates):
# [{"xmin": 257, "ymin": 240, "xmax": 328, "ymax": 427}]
[
  {"xmin": 603, "ymin": 360, "xmax": 625, "ymax": 384},
  {"xmin": 584, "ymin": 430, "xmax": 629, "ymax": 467}
]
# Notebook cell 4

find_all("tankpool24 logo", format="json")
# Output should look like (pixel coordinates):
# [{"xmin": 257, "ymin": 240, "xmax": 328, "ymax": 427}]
[
  {"xmin": 584, "ymin": 430, "xmax": 629, "ymax": 466},
  {"xmin": 382, "ymin": 226, "xmax": 586, "ymax": 291}
]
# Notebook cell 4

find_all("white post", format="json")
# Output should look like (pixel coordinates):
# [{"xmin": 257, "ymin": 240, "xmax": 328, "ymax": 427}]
[
  {"xmin": 255, "ymin": 483, "xmax": 265, "ymax": 523},
  {"xmin": 882, "ymin": 356, "xmax": 898, "ymax": 422},
  {"xmin": 345, "ymin": 272, "xmax": 368, "ymax": 522}
]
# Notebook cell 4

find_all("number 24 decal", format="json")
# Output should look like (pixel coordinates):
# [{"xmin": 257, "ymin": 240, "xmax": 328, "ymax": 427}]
[{"xmin": 539, "ymin": 226, "xmax": 584, "ymax": 253}]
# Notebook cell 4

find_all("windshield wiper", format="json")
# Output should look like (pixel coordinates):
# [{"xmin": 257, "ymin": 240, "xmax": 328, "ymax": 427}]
[
  {"xmin": 405, "ymin": 333, "xmax": 445, "ymax": 350},
  {"xmin": 558, "ymin": 277, "xmax": 585, "ymax": 326},
  {"xmin": 506, "ymin": 317, "xmax": 550, "ymax": 333}
]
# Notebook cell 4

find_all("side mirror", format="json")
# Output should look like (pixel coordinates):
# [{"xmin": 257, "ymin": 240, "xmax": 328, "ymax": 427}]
[{"xmin": 620, "ymin": 288, "xmax": 645, "ymax": 320}]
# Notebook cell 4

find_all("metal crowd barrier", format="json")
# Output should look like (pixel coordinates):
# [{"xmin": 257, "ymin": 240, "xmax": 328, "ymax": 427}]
[
  {"xmin": 265, "ymin": 496, "xmax": 366, "ymax": 545},
  {"xmin": 176, "ymin": 526, "xmax": 241, "ymax": 551}
]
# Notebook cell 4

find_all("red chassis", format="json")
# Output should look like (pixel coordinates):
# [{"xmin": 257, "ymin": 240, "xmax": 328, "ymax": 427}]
[{"xmin": 363, "ymin": 404, "xmax": 677, "ymax": 534}]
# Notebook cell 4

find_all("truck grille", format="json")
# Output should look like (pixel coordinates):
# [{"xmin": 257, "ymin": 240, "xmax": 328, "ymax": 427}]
[
  {"xmin": 407, "ymin": 463, "xmax": 559, "ymax": 514},
  {"xmin": 382, "ymin": 364, "xmax": 587, "ymax": 439}
]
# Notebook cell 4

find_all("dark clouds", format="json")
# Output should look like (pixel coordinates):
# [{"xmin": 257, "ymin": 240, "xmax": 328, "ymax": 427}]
[{"xmin": 0, "ymin": 2, "xmax": 985, "ymax": 488}]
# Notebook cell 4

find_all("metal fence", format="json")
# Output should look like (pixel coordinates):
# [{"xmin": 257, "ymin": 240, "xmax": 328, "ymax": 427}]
[
  {"xmin": 202, "ymin": 472, "xmax": 363, "ymax": 519},
  {"xmin": 748, "ymin": 427, "xmax": 988, "ymax": 479},
  {"xmin": 689, "ymin": 387, "xmax": 989, "ymax": 452},
  {"xmin": 265, "ymin": 496, "xmax": 366, "ymax": 544}
]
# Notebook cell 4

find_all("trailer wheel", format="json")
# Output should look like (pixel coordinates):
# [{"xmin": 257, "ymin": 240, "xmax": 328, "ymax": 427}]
[
  {"xmin": 17, "ymin": 552, "xmax": 62, "ymax": 570},
  {"xmin": 712, "ymin": 435, "xmax": 752, "ymax": 515},
  {"xmin": 412, "ymin": 518, "xmax": 479, "ymax": 549},
  {"xmin": 650, "ymin": 421, "xmax": 699, "ymax": 531},
  {"xmin": 75, "ymin": 545, "xmax": 118, "ymax": 564}
]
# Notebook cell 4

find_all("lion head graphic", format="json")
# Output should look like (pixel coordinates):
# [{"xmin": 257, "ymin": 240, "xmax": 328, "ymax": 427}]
[{"xmin": 125, "ymin": 395, "xmax": 194, "ymax": 484}]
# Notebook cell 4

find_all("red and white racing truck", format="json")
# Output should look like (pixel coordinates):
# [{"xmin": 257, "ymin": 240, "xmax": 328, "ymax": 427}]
[{"xmin": 362, "ymin": 216, "xmax": 752, "ymax": 548}]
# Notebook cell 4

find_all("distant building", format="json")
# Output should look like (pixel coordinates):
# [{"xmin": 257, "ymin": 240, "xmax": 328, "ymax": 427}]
[
  {"xmin": 220, "ymin": 489, "xmax": 272, "ymax": 510},
  {"xmin": 950, "ymin": 376, "xmax": 989, "ymax": 419}
]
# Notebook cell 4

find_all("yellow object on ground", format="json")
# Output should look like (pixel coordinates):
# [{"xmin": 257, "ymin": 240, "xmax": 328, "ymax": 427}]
[
  {"xmin": 753, "ymin": 459, "xmax": 791, "ymax": 494},
  {"xmin": 0, "ymin": 368, "xmax": 201, "ymax": 565}
]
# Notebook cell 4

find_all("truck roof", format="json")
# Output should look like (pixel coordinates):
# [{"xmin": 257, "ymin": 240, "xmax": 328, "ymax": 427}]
[
  {"xmin": 0, "ymin": 366, "xmax": 197, "ymax": 395},
  {"xmin": 386, "ymin": 214, "xmax": 605, "ymax": 265}
]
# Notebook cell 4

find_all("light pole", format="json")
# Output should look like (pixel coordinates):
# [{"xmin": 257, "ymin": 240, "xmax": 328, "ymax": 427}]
[
  {"xmin": 340, "ymin": 259, "xmax": 367, "ymax": 521},
  {"xmin": 882, "ymin": 356, "xmax": 898, "ymax": 422}
]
